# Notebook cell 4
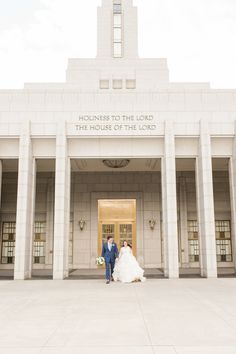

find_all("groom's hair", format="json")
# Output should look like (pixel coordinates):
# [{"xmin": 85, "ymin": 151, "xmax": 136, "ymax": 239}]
[{"xmin": 107, "ymin": 236, "xmax": 113, "ymax": 241}]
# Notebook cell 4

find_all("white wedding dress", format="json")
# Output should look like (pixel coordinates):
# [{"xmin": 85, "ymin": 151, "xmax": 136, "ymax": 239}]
[{"xmin": 113, "ymin": 246, "xmax": 146, "ymax": 283}]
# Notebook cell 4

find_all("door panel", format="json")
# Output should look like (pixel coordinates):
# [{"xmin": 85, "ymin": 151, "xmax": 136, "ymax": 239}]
[
  {"xmin": 98, "ymin": 223, "xmax": 115, "ymax": 256},
  {"xmin": 118, "ymin": 223, "xmax": 136, "ymax": 255},
  {"xmin": 98, "ymin": 199, "xmax": 136, "ymax": 258},
  {"xmin": 99, "ymin": 222, "xmax": 136, "ymax": 256}
]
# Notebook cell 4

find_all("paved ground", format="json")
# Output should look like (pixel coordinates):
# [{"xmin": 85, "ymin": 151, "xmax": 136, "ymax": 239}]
[{"xmin": 0, "ymin": 279, "xmax": 236, "ymax": 354}]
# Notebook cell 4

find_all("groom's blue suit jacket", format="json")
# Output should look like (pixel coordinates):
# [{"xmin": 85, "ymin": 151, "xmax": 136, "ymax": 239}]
[{"xmin": 102, "ymin": 242, "xmax": 119, "ymax": 263}]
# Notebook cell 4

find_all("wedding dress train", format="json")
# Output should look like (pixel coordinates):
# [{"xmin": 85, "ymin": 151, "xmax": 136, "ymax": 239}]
[{"xmin": 112, "ymin": 246, "xmax": 146, "ymax": 283}]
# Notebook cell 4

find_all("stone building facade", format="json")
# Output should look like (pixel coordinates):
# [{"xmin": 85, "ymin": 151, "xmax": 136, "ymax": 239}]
[{"xmin": 0, "ymin": 0, "xmax": 236, "ymax": 279}]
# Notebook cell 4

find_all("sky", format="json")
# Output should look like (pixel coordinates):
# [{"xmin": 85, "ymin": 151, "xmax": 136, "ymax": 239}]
[{"xmin": 0, "ymin": 0, "xmax": 235, "ymax": 89}]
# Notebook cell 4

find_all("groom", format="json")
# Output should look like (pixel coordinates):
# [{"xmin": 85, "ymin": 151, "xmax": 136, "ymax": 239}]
[{"xmin": 101, "ymin": 236, "xmax": 119, "ymax": 284}]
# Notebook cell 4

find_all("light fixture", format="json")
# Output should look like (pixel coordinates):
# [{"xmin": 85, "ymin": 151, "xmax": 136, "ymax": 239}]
[
  {"xmin": 103, "ymin": 159, "xmax": 130, "ymax": 169},
  {"xmin": 149, "ymin": 218, "xmax": 156, "ymax": 230},
  {"xmin": 79, "ymin": 219, "xmax": 86, "ymax": 231}
]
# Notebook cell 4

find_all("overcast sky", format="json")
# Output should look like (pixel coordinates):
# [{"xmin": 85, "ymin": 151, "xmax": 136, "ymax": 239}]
[{"xmin": 0, "ymin": 0, "xmax": 235, "ymax": 89}]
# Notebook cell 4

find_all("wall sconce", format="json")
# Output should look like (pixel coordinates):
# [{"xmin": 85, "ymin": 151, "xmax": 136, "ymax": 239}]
[
  {"xmin": 149, "ymin": 218, "xmax": 156, "ymax": 230},
  {"xmin": 79, "ymin": 218, "xmax": 86, "ymax": 231}
]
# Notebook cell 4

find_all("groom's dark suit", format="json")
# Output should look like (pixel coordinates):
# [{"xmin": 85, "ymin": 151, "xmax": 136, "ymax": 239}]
[{"xmin": 102, "ymin": 241, "xmax": 119, "ymax": 281}]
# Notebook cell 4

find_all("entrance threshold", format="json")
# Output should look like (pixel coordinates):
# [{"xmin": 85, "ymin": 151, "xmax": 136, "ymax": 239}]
[{"xmin": 67, "ymin": 268, "xmax": 165, "ymax": 280}]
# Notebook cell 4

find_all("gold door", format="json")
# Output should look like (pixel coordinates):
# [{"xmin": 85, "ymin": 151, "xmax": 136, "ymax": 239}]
[{"xmin": 98, "ymin": 199, "xmax": 136, "ymax": 256}]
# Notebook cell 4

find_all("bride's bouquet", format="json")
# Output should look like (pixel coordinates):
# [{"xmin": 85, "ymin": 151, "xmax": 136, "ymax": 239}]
[{"xmin": 96, "ymin": 256, "xmax": 105, "ymax": 266}]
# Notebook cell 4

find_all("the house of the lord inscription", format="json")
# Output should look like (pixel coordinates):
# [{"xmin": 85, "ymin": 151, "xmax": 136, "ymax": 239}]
[{"xmin": 70, "ymin": 114, "xmax": 159, "ymax": 136}]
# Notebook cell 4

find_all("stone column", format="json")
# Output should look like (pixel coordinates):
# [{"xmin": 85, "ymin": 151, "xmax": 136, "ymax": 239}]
[
  {"xmin": 196, "ymin": 120, "xmax": 217, "ymax": 278},
  {"xmin": 14, "ymin": 122, "xmax": 36, "ymax": 280},
  {"xmin": 179, "ymin": 176, "xmax": 189, "ymax": 267},
  {"xmin": 229, "ymin": 121, "xmax": 236, "ymax": 271},
  {"xmin": 161, "ymin": 121, "xmax": 179, "ymax": 278},
  {"xmin": 53, "ymin": 122, "xmax": 71, "ymax": 280}
]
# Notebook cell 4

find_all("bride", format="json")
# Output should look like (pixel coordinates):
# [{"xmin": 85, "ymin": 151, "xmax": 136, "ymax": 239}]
[{"xmin": 113, "ymin": 241, "xmax": 146, "ymax": 283}]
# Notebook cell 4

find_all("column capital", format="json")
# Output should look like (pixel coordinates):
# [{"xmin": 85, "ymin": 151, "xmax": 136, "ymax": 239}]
[
  {"xmin": 199, "ymin": 119, "xmax": 209, "ymax": 130},
  {"xmin": 20, "ymin": 120, "xmax": 31, "ymax": 137},
  {"xmin": 56, "ymin": 120, "xmax": 67, "ymax": 136},
  {"xmin": 164, "ymin": 120, "xmax": 174, "ymax": 133}
]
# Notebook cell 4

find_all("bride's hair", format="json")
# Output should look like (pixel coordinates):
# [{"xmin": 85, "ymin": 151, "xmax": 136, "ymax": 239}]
[{"xmin": 123, "ymin": 240, "xmax": 132, "ymax": 249}]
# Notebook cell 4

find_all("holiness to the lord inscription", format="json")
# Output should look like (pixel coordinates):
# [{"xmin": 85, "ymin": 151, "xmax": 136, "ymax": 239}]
[{"xmin": 75, "ymin": 114, "xmax": 158, "ymax": 134}]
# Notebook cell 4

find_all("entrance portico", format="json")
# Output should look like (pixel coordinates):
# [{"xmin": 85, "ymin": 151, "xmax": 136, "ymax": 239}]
[{"xmin": 0, "ymin": 125, "xmax": 235, "ymax": 280}]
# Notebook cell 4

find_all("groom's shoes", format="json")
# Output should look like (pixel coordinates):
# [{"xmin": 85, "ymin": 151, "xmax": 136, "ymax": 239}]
[{"xmin": 106, "ymin": 280, "xmax": 110, "ymax": 284}]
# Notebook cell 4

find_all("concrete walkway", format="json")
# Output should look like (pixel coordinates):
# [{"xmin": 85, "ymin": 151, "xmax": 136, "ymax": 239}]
[{"xmin": 0, "ymin": 279, "xmax": 236, "ymax": 353}]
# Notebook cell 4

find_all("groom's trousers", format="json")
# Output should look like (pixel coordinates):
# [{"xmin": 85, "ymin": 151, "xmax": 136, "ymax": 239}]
[{"xmin": 105, "ymin": 261, "xmax": 115, "ymax": 280}]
